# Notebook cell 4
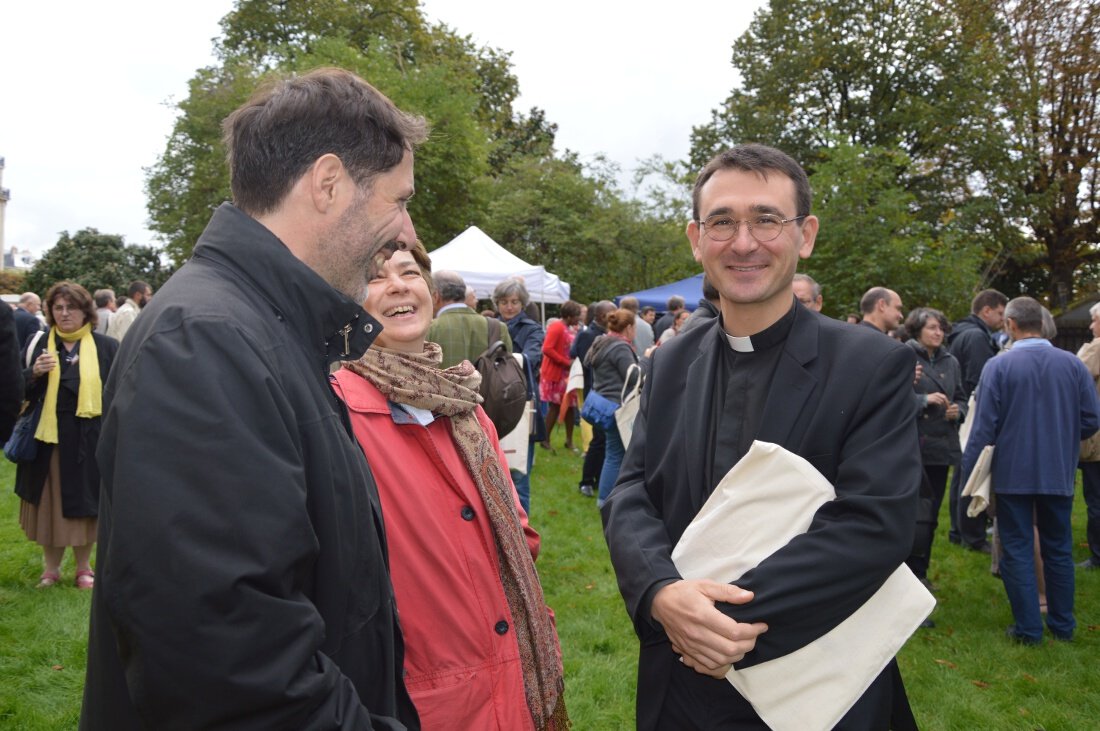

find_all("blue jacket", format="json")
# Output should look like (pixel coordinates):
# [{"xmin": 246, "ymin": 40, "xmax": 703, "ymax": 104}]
[{"xmin": 960, "ymin": 339, "xmax": 1100, "ymax": 495}]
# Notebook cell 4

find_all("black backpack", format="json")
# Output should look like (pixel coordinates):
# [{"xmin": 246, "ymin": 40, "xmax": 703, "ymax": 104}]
[{"xmin": 474, "ymin": 319, "xmax": 528, "ymax": 437}]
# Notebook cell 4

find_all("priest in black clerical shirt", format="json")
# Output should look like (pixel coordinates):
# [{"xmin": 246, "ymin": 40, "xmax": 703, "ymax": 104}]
[{"xmin": 603, "ymin": 144, "xmax": 922, "ymax": 731}]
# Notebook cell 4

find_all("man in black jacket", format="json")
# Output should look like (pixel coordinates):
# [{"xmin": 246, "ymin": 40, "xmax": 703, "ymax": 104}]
[
  {"xmin": 946, "ymin": 288, "xmax": 1008, "ymax": 551},
  {"xmin": 82, "ymin": 68, "xmax": 426, "ymax": 731},
  {"xmin": 604, "ymin": 144, "xmax": 920, "ymax": 730},
  {"xmin": 0, "ymin": 304, "xmax": 23, "ymax": 442}
]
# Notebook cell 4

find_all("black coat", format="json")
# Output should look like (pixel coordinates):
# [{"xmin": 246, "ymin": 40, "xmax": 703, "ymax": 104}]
[
  {"xmin": 13, "ymin": 306, "xmax": 43, "ymax": 350},
  {"xmin": 602, "ymin": 307, "xmax": 920, "ymax": 729},
  {"xmin": 947, "ymin": 314, "xmax": 998, "ymax": 398},
  {"xmin": 14, "ymin": 330, "xmax": 118, "ymax": 517},
  {"xmin": 81, "ymin": 204, "xmax": 417, "ymax": 731},
  {"xmin": 0, "ymin": 304, "xmax": 23, "ymax": 442},
  {"xmin": 907, "ymin": 339, "xmax": 967, "ymax": 465}
]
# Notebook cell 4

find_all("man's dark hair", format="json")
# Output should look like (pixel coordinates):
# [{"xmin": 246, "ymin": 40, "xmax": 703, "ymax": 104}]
[
  {"xmin": 432, "ymin": 271, "xmax": 467, "ymax": 304},
  {"xmin": 692, "ymin": 144, "xmax": 812, "ymax": 221},
  {"xmin": 1004, "ymin": 296, "xmax": 1045, "ymax": 334},
  {"xmin": 223, "ymin": 67, "xmax": 429, "ymax": 216},
  {"xmin": 971, "ymin": 289, "xmax": 1008, "ymax": 315},
  {"xmin": 592, "ymin": 300, "xmax": 615, "ymax": 327},
  {"xmin": 666, "ymin": 295, "xmax": 685, "ymax": 311},
  {"xmin": 904, "ymin": 307, "xmax": 950, "ymax": 342},
  {"xmin": 586, "ymin": 302, "xmax": 600, "ymax": 326},
  {"xmin": 641, "ymin": 306, "xmax": 656, "ymax": 317},
  {"xmin": 128, "ymin": 281, "xmax": 150, "ymax": 298},
  {"xmin": 860, "ymin": 287, "xmax": 891, "ymax": 315}
]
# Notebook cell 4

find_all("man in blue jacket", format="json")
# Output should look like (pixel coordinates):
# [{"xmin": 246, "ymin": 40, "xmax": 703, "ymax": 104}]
[{"xmin": 960, "ymin": 296, "xmax": 1100, "ymax": 645}]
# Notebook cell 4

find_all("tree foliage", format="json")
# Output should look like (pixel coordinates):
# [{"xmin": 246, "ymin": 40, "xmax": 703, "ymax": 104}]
[
  {"xmin": 144, "ymin": 0, "xmax": 684, "ymax": 304},
  {"xmin": 693, "ymin": 0, "xmax": 1100, "ymax": 312},
  {"xmin": 25, "ymin": 229, "xmax": 168, "ymax": 296},
  {"xmin": 802, "ymin": 141, "xmax": 981, "ymax": 318}
]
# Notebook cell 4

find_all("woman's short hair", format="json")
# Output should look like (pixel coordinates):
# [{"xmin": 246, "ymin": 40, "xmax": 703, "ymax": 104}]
[
  {"xmin": 406, "ymin": 239, "xmax": 434, "ymax": 295},
  {"xmin": 45, "ymin": 281, "xmax": 97, "ymax": 329},
  {"xmin": 560, "ymin": 300, "xmax": 581, "ymax": 320},
  {"xmin": 903, "ymin": 307, "xmax": 949, "ymax": 342},
  {"xmin": 606, "ymin": 308, "xmax": 636, "ymax": 334},
  {"xmin": 493, "ymin": 277, "xmax": 530, "ymax": 307}
]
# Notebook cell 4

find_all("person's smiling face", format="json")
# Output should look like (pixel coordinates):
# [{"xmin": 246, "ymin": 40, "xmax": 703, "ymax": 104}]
[
  {"xmin": 687, "ymin": 168, "xmax": 817, "ymax": 331},
  {"xmin": 363, "ymin": 250, "xmax": 432, "ymax": 354}
]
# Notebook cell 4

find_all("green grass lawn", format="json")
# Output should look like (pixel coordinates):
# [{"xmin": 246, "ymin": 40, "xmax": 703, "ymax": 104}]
[{"xmin": 2, "ymin": 436, "xmax": 1098, "ymax": 729}]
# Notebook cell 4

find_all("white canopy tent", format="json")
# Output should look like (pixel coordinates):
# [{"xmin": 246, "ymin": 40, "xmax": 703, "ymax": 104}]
[{"xmin": 428, "ymin": 226, "xmax": 571, "ymax": 316}]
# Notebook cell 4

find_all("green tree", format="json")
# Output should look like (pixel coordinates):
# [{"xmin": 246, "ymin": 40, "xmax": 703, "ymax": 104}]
[
  {"xmin": 25, "ymin": 229, "xmax": 168, "ymax": 296},
  {"xmin": 483, "ymin": 154, "xmax": 694, "ymax": 303},
  {"xmin": 994, "ymin": 0, "xmax": 1100, "ymax": 310},
  {"xmin": 803, "ymin": 142, "xmax": 982, "ymax": 318},
  {"xmin": 145, "ymin": 1, "xmax": 523, "ymax": 263},
  {"xmin": 692, "ymin": 0, "xmax": 1100, "ymax": 311}
]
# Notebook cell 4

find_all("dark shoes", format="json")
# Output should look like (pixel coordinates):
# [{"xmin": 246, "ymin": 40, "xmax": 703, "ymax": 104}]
[
  {"xmin": 966, "ymin": 542, "xmax": 993, "ymax": 555},
  {"xmin": 1076, "ymin": 558, "xmax": 1100, "ymax": 570},
  {"xmin": 1005, "ymin": 626, "xmax": 1042, "ymax": 646},
  {"xmin": 919, "ymin": 618, "xmax": 936, "ymax": 629}
]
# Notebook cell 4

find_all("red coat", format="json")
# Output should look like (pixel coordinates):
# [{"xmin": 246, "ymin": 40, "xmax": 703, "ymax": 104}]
[
  {"xmin": 540, "ymin": 319, "xmax": 573, "ymax": 385},
  {"xmin": 332, "ymin": 369, "xmax": 553, "ymax": 731}
]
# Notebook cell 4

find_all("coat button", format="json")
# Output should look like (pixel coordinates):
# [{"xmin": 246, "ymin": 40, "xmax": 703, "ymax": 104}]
[
  {"xmin": 461, "ymin": 505, "xmax": 476, "ymax": 521},
  {"xmin": 494, "ymin": 620, "xmax": 509, "ymax": 635}
]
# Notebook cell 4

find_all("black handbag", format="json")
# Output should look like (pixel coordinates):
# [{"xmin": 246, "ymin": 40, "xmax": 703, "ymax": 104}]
[{"xmin": 4, "ymin": 400, "xmax": 42, "ymax": 464}]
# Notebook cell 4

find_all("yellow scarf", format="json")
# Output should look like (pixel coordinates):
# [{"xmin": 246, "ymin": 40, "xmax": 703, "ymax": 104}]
[{"xmin": 34, "ymin": 324, "xmax": 101, "ymax": 444}]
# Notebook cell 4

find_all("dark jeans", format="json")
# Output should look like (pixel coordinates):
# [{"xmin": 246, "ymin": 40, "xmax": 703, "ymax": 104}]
[
  {"xmin": 948, "ymin": 464, "xmax": 988, "ymax": 547},
  {"xmin": 997, "ymin": 493, "xmax": 1075, "ymax": 641},
  {"xmin": 1080, "ymin": 461, "xmax": 1100, "ymax": 563},
  {"xmin": 580, "ymin": 425, "xmax": 606, "ymax": 488},
  {"xmin": 906, "ymin": 464, "xmax": 951, "ymax": 579}
]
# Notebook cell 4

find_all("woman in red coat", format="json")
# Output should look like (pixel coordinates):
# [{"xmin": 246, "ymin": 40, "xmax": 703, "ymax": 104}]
[
  {"xmin": 331, "ymin": 240, "xmax": 567, "ymax": 731},
  {"xmin": 539, "ymin": 300, "xmax": 581, "ymax": 452}
]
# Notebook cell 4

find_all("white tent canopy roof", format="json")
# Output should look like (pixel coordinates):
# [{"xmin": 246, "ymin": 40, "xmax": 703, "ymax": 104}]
[{"xmin": 428, "ymin": 226, "xmax": 571, "ymax": 304}]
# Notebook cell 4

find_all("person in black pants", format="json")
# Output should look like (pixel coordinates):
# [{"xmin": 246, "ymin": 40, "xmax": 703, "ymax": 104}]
[
  {"xmin": 903, "ymin": 308, "xmax": 967, "ymax": 600},
  {"xmin": 571, "ymin": 300, "xmax": 614, "ymax": 497}
]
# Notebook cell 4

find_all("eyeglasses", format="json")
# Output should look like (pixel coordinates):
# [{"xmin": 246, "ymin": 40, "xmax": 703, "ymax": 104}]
[
  {"xmin": 51, "ymin": 304, "xmax": 79, "ymax": 313},
  {"xmin": 698, "ymin": 213, "xmax": 807, "ymax": 243}
]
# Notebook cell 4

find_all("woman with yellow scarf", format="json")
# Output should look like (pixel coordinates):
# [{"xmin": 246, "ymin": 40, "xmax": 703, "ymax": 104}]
[{"xmin": 15, "ymin": 282, "xmax": 118, "ymax": 589}]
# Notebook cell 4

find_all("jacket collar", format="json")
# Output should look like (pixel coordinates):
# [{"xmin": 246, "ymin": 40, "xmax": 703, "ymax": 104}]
[
  {"xmin": 682, "ymin": 306, "xmax": 821, "ymax": 508},
  {"xmin": 192, "ymin": 204, "xmax": 380, "ymax": 368}
]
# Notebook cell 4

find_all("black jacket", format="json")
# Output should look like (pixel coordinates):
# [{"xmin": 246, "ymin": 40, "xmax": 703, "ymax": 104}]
[
  {"xmin": 82, "ymin": 204, "xmax": 417, "ymax": 731},
  {"xmin": 947, "ymin": 314, "xmax": 998, "ymax": 398},
  {"xmin": 13, "ymin": 306, "xmax": 43, "ymax": 350},
  {"xmin": 0, "ymin": 304, "xmax": 23, "ymax": 442},
  {"xmin": 907, "ymin": 339, "xmax": 967, "ymax": 465},
  {"xmin": 602, "ymin": 308, "xmax": 920, "ymax": 729},
  {"xmin": 15, "ymin": 330, "xmax": 118, "ymax": 516}
]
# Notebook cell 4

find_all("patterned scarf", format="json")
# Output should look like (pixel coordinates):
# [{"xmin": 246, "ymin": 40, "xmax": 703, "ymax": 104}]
[
  {"xmin": 35, "ymin": 324, "xmax": 101, "ymax": 444},
  {"xmin": 343, "ymin": 342, "xmax": 569, "ymax": 730}
]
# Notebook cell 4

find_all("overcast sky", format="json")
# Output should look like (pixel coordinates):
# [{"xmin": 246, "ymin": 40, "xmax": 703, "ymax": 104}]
[{"xmin": 0, "ymin": 0, "xmax": 763, "ymax": 256}]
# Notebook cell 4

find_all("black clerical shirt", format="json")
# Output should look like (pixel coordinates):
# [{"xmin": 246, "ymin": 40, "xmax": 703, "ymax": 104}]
[{"xmin": 705, "ymin": 303, "xmax": 797, "ymax": 491}]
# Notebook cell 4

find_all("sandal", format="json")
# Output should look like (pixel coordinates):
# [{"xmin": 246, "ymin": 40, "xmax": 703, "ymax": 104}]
[
  {"xmin": 75, "ymin": 569, "xmax": 95, "ymax": 590},
  {"xmin": 37, "ymin": 571, "xmax": 60, "ymax": 588}
]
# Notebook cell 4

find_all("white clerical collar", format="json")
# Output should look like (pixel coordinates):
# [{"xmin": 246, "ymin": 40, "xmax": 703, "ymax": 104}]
[{"xmin": 723, "ymin": 332, "xmax": 755, "ymax": 353}]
